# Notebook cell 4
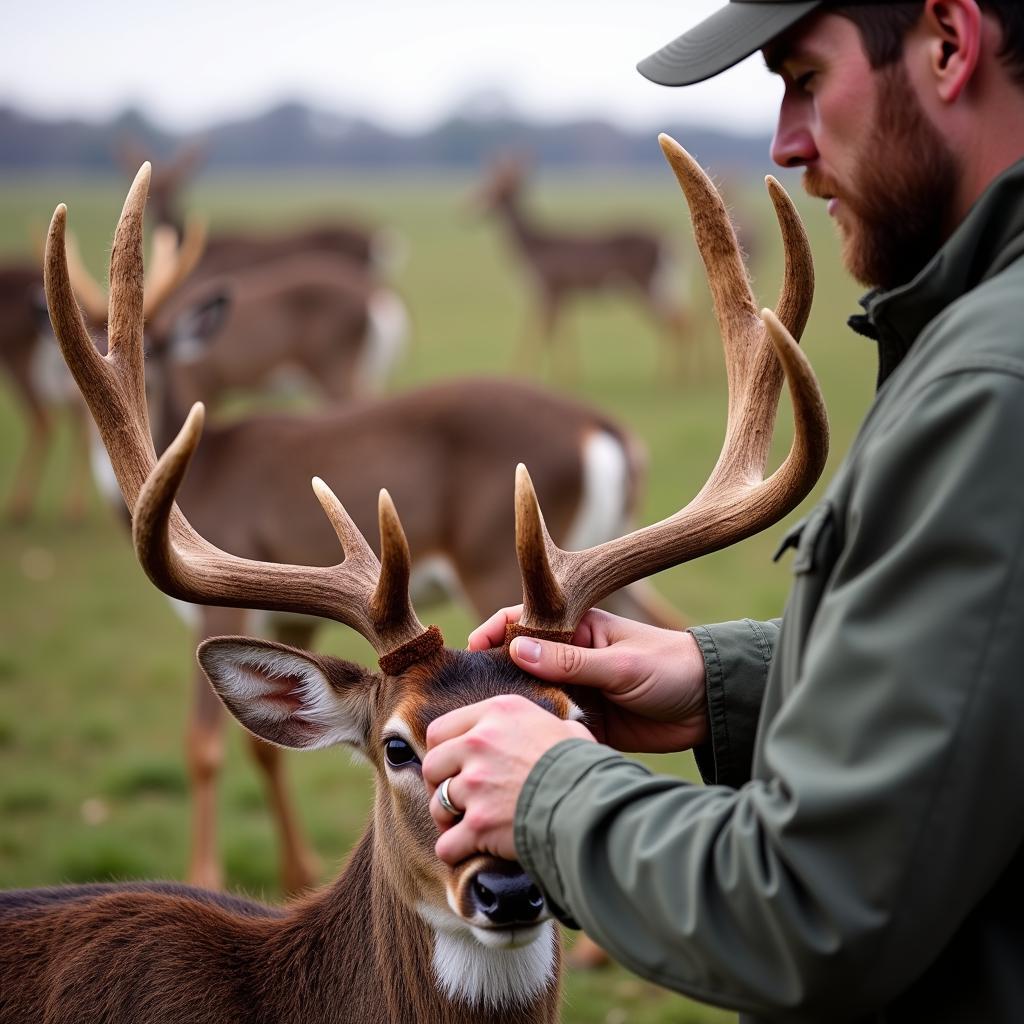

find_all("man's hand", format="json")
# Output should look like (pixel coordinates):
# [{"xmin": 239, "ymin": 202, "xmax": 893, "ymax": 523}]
[
  {"xmin": 423, "ymin": 694, "xmax": 594, "ymax": 865},
  {"xmin": 469, "ymin": 605, "xmax": 709, "ymax": 752}
]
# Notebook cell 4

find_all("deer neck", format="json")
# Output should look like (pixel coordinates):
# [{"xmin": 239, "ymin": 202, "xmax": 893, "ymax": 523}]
[
  {"xmin": 495, "ymin": 194, "xmax": 544, "ymax": 254},
  {"xmin": 265, "ymin": 817, "xmax": 559, "ymax": 1023}
]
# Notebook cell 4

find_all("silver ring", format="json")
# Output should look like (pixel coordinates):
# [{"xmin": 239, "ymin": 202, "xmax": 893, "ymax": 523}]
[{"xmin": 438, "ymin": 776, "xmax": 463, "ymax": 819}]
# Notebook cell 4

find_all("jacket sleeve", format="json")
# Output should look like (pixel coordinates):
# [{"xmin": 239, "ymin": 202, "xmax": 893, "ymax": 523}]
[
  {"xmin": 515, "ymin": 366, "xmax": 1024, "ymax": 1020},
  {"xmin": 688, "ymin": 618, "xmax": 779, "ymax": 788}
]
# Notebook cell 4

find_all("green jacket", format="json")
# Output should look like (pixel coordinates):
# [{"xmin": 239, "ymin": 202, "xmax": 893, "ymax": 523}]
[{"xmin": 515, "ymin": 158, "xmax": 1024, "ymax": 1024}]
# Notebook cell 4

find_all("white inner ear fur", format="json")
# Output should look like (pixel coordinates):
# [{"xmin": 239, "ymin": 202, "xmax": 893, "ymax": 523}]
[{"xmin": 204, "ymin": 643, "xmax": 366, "ymax": 750}]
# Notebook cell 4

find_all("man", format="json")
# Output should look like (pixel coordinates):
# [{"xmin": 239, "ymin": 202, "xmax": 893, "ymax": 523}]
[{"xmin": 423, "ymin": 2, "xmax": 1024, "ymax": 1019}]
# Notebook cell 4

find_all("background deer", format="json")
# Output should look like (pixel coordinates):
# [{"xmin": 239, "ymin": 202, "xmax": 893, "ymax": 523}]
[
  {"xmin": 118, "ymin": 140, "xmax": 401, "ymax": 276},
  {"xmin": 0, "ymin": 261, "xmax": 91, "ymax": 521},
  {"xmin": 0, "ymin": 133, "xmax": 826, "ymax": 1023},
  {"xmin": 473, "ymin": 154, "xmax": 694, "ymax": 379},
  {"xmin": 69, "ymin": 243, "xmax": 410, "ymax": 413},
  {"xmin": 0, "ymin": 222, "xmax": 202, "ymax": 523},
  {"xmin": 115, "ymin": 137, "xmax": 207, "ymax": 239},
  {"xmin": 195, "ymin": 221, "xmax": 405, "ymax": 278}
]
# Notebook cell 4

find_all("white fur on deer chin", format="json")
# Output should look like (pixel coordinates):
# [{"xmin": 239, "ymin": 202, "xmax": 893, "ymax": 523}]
[{"xmin": 418, "ymin": 902, "xmax": 557, "ymax": 1008}]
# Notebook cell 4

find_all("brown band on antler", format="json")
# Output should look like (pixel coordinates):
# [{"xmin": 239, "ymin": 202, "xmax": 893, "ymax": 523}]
[
  {"xmin": 504, "ymin": 623, "xmax": 574, "ymax": 646},
  {"xmin": 378, "ymin": 625, "xmax": 445, "ymax": 675}
]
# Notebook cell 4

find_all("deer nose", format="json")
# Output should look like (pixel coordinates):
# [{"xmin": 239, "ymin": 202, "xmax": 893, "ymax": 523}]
[{"xmin": 471, "ymin": 870, "xmax": 545, "ymax": 926}]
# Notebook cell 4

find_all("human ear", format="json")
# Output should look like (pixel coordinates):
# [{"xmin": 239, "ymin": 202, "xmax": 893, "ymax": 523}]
[{"xmin": 921, "ymin": 0, "xmax": 983, "ymax": 103}]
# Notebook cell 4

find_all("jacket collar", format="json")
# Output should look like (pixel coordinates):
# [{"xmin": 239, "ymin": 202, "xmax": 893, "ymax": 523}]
[{"xmin": 847, "ymin": 156, "xmax": 1024, "ymax": 389}]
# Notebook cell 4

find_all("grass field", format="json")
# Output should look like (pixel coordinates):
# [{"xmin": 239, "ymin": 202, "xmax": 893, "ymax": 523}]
[{"xmin": 0, "ymin": 159, "xmax": 874, "ymax": 1023}]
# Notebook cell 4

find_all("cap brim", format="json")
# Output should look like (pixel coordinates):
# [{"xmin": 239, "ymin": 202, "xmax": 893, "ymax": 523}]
[{"xmin": 637, "ymin": 1, "xmax": 822, "ymax": 87}]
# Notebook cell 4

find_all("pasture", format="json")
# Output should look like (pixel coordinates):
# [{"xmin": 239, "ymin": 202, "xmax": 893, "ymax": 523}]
[{"xmin": 0, "ymin": 161, "xmax": 872, "ymax": 1023}]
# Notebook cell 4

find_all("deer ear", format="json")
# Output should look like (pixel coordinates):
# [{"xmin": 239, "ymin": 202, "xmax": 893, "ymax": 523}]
[{"xmin": 198, "ymin": 637, "xmax": 375, "ymax": 751}]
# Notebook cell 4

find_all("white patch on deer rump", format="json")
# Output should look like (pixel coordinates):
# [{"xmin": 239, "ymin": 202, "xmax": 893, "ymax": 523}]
[
  {"xmin": 418, "ymin": 902, "xmax": 556, "ymax": 1008},
  {"xmin": 564, "ymin": 429, "xmax": 630, "ymax": 551},
  {"xmin": 88, "ymin": 431, "xmax": 124, "ymax": 510},
  {"xmin": 356, "ymin": 288, "xmax": 408, "ymax": 392}
]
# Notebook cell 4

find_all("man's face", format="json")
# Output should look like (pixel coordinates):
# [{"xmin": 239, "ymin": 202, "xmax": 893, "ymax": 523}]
[{"xmin": 765, "ymin": 13, "xmax": 959, "ymax": 290}]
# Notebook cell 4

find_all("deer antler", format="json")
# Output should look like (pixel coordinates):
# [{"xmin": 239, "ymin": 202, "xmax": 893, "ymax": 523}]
[
  {"xmin": 513, "ymin": 135, "xmax": 829, "ymax": 634},
  {"xmin": 45, "ymin": 163, "xmax": 431, "ymax": 661},
  {"xmin": 63, "ymin": 211, "xmax": 206, "ymax": 326}
]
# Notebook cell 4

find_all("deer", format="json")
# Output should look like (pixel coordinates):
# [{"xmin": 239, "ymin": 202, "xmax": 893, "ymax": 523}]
[
  {"xmin": 56, "ymin": 176, "xmax": 686, "ymax": 899},
  {"xmin": 0, "ymin": 261, "xmax": 91, "ymax": 521},
  {"xmin": 0, "ymin": 223, "xmax": 203, "ymax": 523},
  {"xmin": 0, "ymin": 133, "xmax": 826, "ymax": 1023},
  {"xmin": 117, "ymin": 137, "xmax": 399, "ymax": 275},
  {"xmin": 115, "ymin": 137, "xmax": 207, "ymax": 240},
  {"xmin": 194, "ymin": 221, "xmax": 405, "ymax": 279},
  {"xmin": 67, "ymin": 241, "xmax": 410, "ymax": 412},
  {"xmin": 473, "ymin": 154, "xmax": 696, "ymax": 380}
]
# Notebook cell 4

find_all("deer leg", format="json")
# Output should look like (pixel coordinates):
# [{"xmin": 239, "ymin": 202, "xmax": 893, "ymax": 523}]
[
  {"xmin": 247, "ymin": 617, "xmax": 321, "ymax": 896},
  {"xmin": 568, "ymin": 932, "xmax": 613, "ymax": 970},
  {"xmin": 548, "ymin": 299, "xmax": 582, "ymax": 387},
  {"xmin": 61, "ymin": 399, "xmax": 93, "ymax": 524},
  {"xmin": 5, "ymin": 370, "xmax": 52, "ymax": 523},
  {"xmin": 186, "ymin": 605, "xmax": 246, "ymax": 891}
]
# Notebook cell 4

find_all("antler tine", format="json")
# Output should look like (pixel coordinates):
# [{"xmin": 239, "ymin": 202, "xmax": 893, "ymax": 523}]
[
  {"xmin": 63, "ymin": 230, "xmax": 109, "ymax": 324},
  {"xmin": 515, "ymin": 465, "xmax": 566, "ymax": 623},
  {"xmin": 133, "ymin": 408, "xmax": 427, "ymax": 656},
  {"xmin": 768, "ymin": 175, "xmax": 814, "ymax": 342},
  {"xmin": 515, "ymin": 137, "xmax": 829, "ymax": 633},
  {"xmin": 45, "ymin": 179, "xmax": 159, "ymax": 513},
  {"xmin": 142, "ymin": 216, "xmax": 207, "ymax": 320},
  {"xmin": 108, "ymin": 164, "xmax": 150, "ymax": 411},
  {"xmin": 369, "ymin": 491, "xmax": 429, "ymax": 646}
]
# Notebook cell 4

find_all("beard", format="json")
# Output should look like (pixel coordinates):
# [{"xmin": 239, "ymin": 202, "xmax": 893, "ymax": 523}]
[{"xmin": 806, "ymin": 63, "xmax": 960, "ymax": 291}]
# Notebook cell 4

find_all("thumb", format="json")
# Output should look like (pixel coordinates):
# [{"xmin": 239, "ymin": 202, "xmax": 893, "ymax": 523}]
[{"xmin": 509, "ymin": 635, "xmax": 618, "ymax": 688}]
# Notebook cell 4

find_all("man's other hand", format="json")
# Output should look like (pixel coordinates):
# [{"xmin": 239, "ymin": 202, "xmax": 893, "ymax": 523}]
[{"xmin": 469, "ymin": 606, "xmax": 709, "ymax": 752}]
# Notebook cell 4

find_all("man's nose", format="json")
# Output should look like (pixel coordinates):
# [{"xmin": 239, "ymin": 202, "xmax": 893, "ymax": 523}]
[{"xmin": 770, "ymin": 94, "xmax": 818, "ymax": 169}]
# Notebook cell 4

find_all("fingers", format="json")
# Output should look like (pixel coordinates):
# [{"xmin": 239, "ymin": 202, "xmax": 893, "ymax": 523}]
[
  {"xmin": 424, "ymin": 699, "xmax": 497, "ymax": 755},
  {"xmin": 467, "ymin": 605, "xmax": 523, "ymax": 651},
  {"xmin": 508, "ymin": 633, "xmax": 633, "ymax": 690}
]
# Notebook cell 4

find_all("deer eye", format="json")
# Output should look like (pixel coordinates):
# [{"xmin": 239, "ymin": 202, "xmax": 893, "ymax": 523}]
[{"xmin": 384, "ymin": 737, "xmax": 420, "ymax": 769}]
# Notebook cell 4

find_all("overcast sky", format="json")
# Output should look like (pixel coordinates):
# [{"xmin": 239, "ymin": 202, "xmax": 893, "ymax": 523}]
[{"xmin": 4, "ymin": 1, "xmax": 782, "ymax": 136}]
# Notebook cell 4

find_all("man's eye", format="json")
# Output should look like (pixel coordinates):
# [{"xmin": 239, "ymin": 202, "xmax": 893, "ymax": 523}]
[
  {"xmin": 795, "ymin": 70, "xmax": 817, "ymax": 91},
  {"xmin": 384, "ymin": 737, "xmax": 421, "ymax": 768}
]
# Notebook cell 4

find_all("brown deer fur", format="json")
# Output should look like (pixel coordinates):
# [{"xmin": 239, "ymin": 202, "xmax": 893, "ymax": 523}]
[
  {"xmin": 0, "ymin": 647, "xmax": 567, "ymax": 1024},
  {"xmin": 0, "ymin": 263, "xmax": 91, "ymax": 521},
  {"xmin": 149, "ymin": 252, "xmax": 407, "ymax": 407}
]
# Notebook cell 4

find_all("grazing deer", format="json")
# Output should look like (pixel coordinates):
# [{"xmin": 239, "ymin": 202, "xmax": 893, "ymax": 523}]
[
  {"xmin": 117, "ymin": 138, "xmax": 398, "ymax": 274},
  {"xmin": 474, "ymin": 155, "xmax": 694, "ymax": 378},
  {"xmin": 196, "ymin": 221, "xmax": 404, "ymax": 278},
  {"xmin": 0, "ymin": 224, "xmax": 200, "ymax": 523},
  {"xmin": 69, "ymin": 245, "xmax": 410, "ymax": 410},
  {"xmin": 116, "ymin": 138, "xmax": 207, "ymax": 239},
  {"xmin": 57, "ymin": 176, "xmax": 683, "ymax": 897},
  {"xmin": 0, "ymin": 262, "xmax": 92, "ymax": 521},
  {"xmin": 0, "ymin": 133, "xmax": 826, "ymax": 1023}
]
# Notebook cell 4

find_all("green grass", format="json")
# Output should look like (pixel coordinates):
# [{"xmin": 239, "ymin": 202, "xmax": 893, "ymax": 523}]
[{"xmin": 0, "ymin": 165, "xmax": 872, "ymax": 1023}]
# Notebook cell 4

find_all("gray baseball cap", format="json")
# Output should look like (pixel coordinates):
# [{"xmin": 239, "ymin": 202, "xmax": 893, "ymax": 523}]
[{"xmin": 637, "ymin": 1, "xmax": 824, "ymax": 87}]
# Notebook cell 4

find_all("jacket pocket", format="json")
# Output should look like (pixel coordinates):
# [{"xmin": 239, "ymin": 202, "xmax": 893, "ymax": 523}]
[{"xmin": 772, "ymin": 501, "xmax": 843, "ymax": 694}]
